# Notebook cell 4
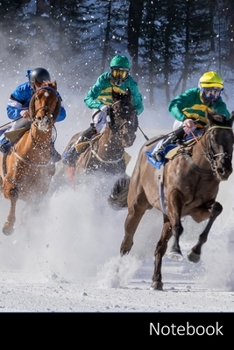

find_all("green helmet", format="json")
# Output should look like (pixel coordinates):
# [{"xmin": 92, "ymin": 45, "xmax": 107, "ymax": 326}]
[
  {"xmin": 110, "ymin": 55, "xmax": 130, "ymax": 69},
  {"xmin": 199, "ymin": 71, "xmax": 224, "ymax": 89}
]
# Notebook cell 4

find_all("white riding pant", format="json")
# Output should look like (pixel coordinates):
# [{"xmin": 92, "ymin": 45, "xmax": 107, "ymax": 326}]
[{"xmin": 91, "ymin": 110, "xmax": 107, "ymax": 134}]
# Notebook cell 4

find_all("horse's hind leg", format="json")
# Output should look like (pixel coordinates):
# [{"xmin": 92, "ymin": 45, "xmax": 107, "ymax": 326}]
[
  {"xmin": 187, "ymin": 201, "xmax": 223, "ymax": 263},
  {"xmin": 151, "ymin": 216, "xmax": 172, "ymax": 291},
  {"xmin": 120, "ymin": 192, "xmax": 150, "ymax": 255}
]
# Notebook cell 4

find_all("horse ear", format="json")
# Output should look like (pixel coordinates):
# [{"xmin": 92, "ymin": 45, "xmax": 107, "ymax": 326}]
[
  {"xmin": 29, "ymin": 94, "xmax": 35, "ymax": 118},
  {"xmin": 52, "ymin": 80, "xmax": 57, "ymax": 90}
]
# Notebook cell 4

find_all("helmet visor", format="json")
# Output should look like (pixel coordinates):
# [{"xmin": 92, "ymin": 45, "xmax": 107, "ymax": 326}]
[
  {"xmin": 111, "ymin": 68, "xmax": 129, "ymax": 80},
  {"xmin": 201, "ymin": 87, "xmax": 223, "ymax": 101}
]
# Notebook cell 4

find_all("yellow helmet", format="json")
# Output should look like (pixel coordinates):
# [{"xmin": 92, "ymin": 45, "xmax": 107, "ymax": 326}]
[{"xmin": 199, "ymin": 71, "xmax": 224, "ymax": 89}]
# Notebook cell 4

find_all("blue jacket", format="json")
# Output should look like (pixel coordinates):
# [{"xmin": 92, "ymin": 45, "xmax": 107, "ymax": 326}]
[{"xmin": 6, "ymin": 81, "xmax": 66, "ymax": 122}]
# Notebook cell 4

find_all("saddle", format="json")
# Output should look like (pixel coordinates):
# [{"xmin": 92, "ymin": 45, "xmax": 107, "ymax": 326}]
[{"xmin": 74, "ymin": 133, "xmax": 131, "ymax": 166}]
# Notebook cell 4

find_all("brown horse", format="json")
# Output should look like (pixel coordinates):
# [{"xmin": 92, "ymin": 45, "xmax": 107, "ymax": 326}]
[
  {"xmin": 108, "ymin": 110, "xmax": 234, "ymax": 290},
  {"xmin": 52, "ymin": 88, "xmax": 138, "ymax": 190},
  {"xmin": 0, "ymin": 81, "xmax": 61, "ymax": 235}
]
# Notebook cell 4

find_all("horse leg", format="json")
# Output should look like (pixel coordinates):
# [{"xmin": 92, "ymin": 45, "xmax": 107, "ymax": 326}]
[
  {"xmin": 151, "ymin": 216, "xmax": 172, "ymax": 291},
  {"xmin": 3, "ymin": 196, "xmax": 17, "ymax": 235},
  {"xmin": 120, "ymin": 192, "xmax": 150, "ymax": 255},
  {"xmin": 167, "ymin": 189, "xmax": 184, "ymax": 260},
  {"xmin": 187, "ymin": 201, "xmax": 223, "ymax": 263}
]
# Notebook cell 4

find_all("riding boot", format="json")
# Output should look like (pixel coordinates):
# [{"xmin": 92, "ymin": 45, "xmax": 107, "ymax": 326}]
[
  {"xmin": 0, "ymin": 137, "xmax": 12, "ymax": 154},
  {"xmin": 62, "ymin": 124, "xmax": 97, "ymax": 167},
  {"xmin": 77, "ymin": 123, "xmax": 97, "ymax": 143},
  {"xmin": 50, "ymin": 141, "xmax": 61, "ymax": 163},
  {"xmin": 153, "ymin": 127, "xmax": 185, "ymax": 162}
]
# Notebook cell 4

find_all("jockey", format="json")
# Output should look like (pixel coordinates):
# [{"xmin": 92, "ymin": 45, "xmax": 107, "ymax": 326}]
[
  {"xmin": 153, "ymin": 71, "xmax": 230, "ymax": 162},
  {"xmin": 0, "ymin": 67, "xmax": 66, "ymax": 163},
  {"xmin": 62, "ymin": 54, "xmax": 144, "ymax": 166}
]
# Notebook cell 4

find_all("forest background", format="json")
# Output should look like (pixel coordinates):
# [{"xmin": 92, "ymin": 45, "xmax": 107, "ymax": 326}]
[{"xmin": 1, "ymin": 0, "xmax": 234, "ymax": 134}]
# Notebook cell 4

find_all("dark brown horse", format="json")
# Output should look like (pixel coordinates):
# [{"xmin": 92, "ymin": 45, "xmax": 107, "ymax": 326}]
[
  {"xmin": 52, "ymin": 88, "xmax": 138, "ymax": 189},
  {"xmin": 0, "ymin": 81, "xmax": 61, "ymax": 235},
  {"xmin": 108, "ymin": 111, "xmax": 234, "ymax": 290}
]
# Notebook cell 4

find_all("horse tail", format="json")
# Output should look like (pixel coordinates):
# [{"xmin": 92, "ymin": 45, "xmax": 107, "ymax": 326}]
[{"xmin": 108, "ymin": 174, "xmax": 130, "ymax": 210}]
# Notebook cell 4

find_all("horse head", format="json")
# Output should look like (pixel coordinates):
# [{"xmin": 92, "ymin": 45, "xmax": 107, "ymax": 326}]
[
  {"xmin": 29, "ymin": 81, "xmax": 61, "ymax": 132},
  {"xmin": 204, "ymin": 110, "xmax": 234, "ymax": 180},
  {"xmin": 108, "ymin": 88, "xmax": 138, "ymax": 147}
]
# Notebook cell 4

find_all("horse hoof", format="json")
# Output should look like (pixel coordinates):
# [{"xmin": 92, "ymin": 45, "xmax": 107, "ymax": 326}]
[
  {"xmin": 187, "ymin": 250, "xmax": 200, "ymax": 263},
  {"xmin": 168, "ymin": 251, "xmax": 183, "ymax": 261},
  {"xmin": 150, "ymin": 281, "xmax": 163, "ymax": 291},
  {"xmin": 2, "ymin": 223, "xmax": 14, "ymax": 236}
]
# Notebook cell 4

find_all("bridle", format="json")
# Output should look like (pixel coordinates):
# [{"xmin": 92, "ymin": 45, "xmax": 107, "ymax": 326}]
[
  {"xmin": 182, "ymin": 124, "xmax": 233, "ymax": 176},
  {"xmin": 31, "ymin": 86, "xmax": 59, "ymax": 128},
  {"xmin": 200, "ymin": 125, "xmax": 233, "ymax": 174}
]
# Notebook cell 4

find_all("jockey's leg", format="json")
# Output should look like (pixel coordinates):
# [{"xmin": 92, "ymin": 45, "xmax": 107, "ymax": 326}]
[
  {"xmin": 152, "ymin": 126, "xmax": 185, "ymax": 162},
  {"xmin": 0, "ymin": 137, "xmax": 11, "ymax": 154},
  {"xmin": 62, "ymin": 110, "xmax": 106, "ymax": 167},
  {"xmin": 62, "ymin": 123, "xmax": 97, "ymax": 166},
  {"xmin": 0, "ymin": 117, "xmax": 31, "ymax": 154}
]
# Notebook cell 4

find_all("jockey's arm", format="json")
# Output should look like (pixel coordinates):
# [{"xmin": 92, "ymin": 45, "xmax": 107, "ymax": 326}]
[{"xmin": 6, "ymin": 98, "xmax": 26, "ymax": 120}]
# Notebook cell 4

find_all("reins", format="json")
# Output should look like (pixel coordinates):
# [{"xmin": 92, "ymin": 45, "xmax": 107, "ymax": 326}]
[{"xmin": 12, "ymin": 147, "xmax": 52, "ymax": 167}]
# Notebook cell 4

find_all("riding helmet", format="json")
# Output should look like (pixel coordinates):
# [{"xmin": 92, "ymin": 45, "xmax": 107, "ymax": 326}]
[
  {"xmin": 199, "ymin": 71, "xmax": 224, "ymax": 89},
  {"xmin": 29, "ymin": 67, "xmax": 51, "ymax": 84},
  {"xmin": 110, "ymin": 55, "xmax": 131, "ymax": 70}
]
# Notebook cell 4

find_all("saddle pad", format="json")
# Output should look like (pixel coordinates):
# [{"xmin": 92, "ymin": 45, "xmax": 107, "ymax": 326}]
[
  {"xmin": 145, "ymin": 143, "xmax": 177, "ymax": 169},
  {"xmin": 5, "ymin": 125, "xmax": 30, "ymax": 143},
  {"xmin": 165, "ymin": 146, "xmax": 179, "ymax": 159}
]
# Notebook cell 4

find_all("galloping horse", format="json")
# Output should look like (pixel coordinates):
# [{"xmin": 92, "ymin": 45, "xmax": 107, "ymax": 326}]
[
  {"xmin": 52, "ymin": 88, "xmax": 138, "ymax": 189},
  {"xmin": 0, "ymin": 81, "xmax": 61, "ymax": 235},
  {"xmin": 108, "ymin": 111, "xmax": 234, "ymax": 290}
]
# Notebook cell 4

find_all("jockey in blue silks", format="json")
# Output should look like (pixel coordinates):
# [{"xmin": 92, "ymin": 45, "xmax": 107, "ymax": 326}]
[{"xmin": 0, "ymin": 67, "xmax": 66, "ymax": 163}]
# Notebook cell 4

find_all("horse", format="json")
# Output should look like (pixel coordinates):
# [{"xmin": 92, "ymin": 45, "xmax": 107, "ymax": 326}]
[
  {"xmin": 108, "ymin": 110, "xmax": 234, "ymax": 290},
  {"xmin": 0, "ymin": 81, "xmax": 61, "ymax": 235},
  {"xmin": 51, "ymin": 87, "xmax": 138, "ymax": 190}
]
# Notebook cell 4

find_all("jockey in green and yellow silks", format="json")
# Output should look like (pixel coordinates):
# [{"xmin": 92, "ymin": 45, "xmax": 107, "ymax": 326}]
[
  {"xmin": 63, "ymin": 55, "xmax": 144, "ymax": 166},
  {"xmin": 169, "ymin": 71, "xmax": 229, "ymax": 129},
  {"xmin": 153, "ymin": 71, "xmax": 230, "ymax": 162}
]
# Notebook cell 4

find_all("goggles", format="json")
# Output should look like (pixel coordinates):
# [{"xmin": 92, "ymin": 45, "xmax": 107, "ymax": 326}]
[
  {"xmin": 201, "ymin": 87, "xmax": 223, "ymax": 100},
  {"xmin": 111, "ymin": 68, "xmax": 129, "ymax": 79}
]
